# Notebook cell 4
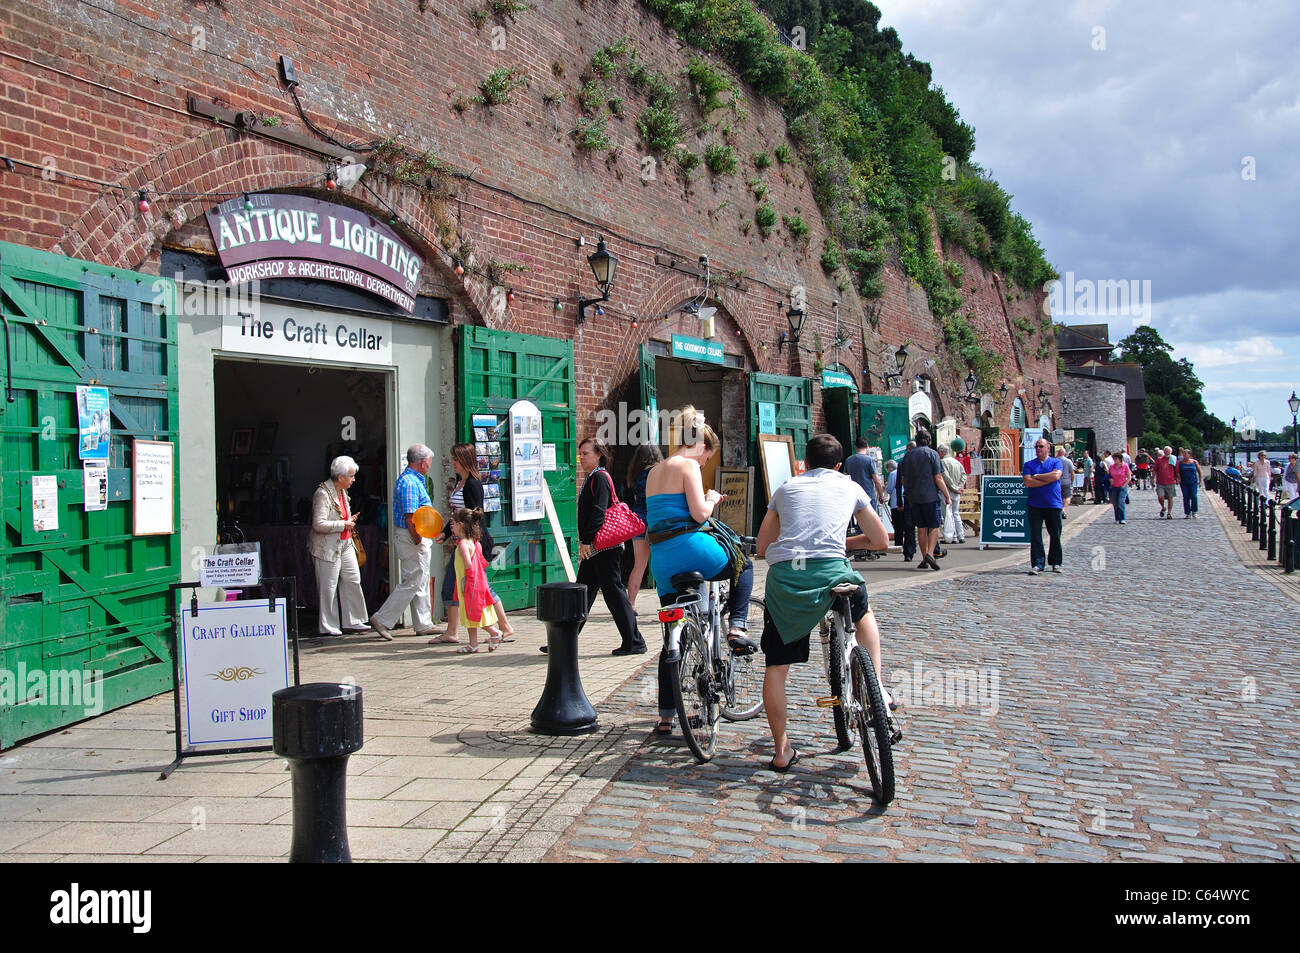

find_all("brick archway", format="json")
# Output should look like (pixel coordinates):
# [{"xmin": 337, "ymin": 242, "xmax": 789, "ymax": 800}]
[{"xmin": 52, "ymin": 130, "xmax": 486, "ymax": 322}]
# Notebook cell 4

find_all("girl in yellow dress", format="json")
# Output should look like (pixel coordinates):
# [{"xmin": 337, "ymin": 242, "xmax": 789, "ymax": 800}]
[{"xmin": 452, "ymin": 508, "xmax": 501, "ymax": 653}]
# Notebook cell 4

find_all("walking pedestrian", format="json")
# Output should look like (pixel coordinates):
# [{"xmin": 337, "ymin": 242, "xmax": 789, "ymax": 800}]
[
  {"xmin": 889, "ymin": 450, "xmax": 916, "ymax": 561},
  {"xmin": 1134, "ymin": 448, "xmax": 1152, "ymax": 490},
  {"xmin": 1095, "ymin": 451, "xmax": 1111, "ymax": 505},
  {"xmin": 1284, "ymin": 454, "xmax": 1299, "ymax": 502},
  {"xmin": 1153, "ymin": 448, "xmax": 1179, "ymax": 519},
  {"xmin": 1178, "ymin": 449, "xmax": 1203, "ymax": 517},
  {"xmin": 1108, "ymin": 452, "xmax": 1132, "ymax": 523},
  {"xmin": 309, "ymin": 455, "xmax": 370, "ymax": 636},
  {"xmin": 1023, "ymin": 436, "xmax": 1064, "ymax": 573},
  {"xmin": 938, "ymin": 444, "xmax": 966, "ymax": 542},
  {"xmin": 898, "ymin": 431, "xmax": 950, "ymax": 571},
  {"xmin": 433, "ymin": 443, "xmax": 514, "ymax": 645},
  {"xmin": 1249, "ymin": 451, "xmax": 1273, "ymax": 497},
  {"xmin": 369, "ymin": 445, "xmax": 437, "ymax": 640},
  {"xmin": 577, "ymin": 436, "xmax": 645, "ymax": 656},
  {"xmin": 1055, "ymin": 448, "xmax": 1076, "ymax": 519},
  {"xmin": 449, "ymin": 508, "xmax": 502, "ymax": 654},
  {"xmin": 1082, "ymin": 450, "xmax": 1095, "ymax": 501}
]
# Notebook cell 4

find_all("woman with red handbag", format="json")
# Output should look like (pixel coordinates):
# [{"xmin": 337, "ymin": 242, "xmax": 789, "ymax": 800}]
[{"xmin": 576, "ymin": 437, "xmax": 646, "ymax": 656}]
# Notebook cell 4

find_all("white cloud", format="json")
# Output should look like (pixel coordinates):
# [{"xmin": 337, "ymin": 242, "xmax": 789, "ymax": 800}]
[{"xmin": 1177, "ymin": 337, "xmax": 1282, "ymax": 369}]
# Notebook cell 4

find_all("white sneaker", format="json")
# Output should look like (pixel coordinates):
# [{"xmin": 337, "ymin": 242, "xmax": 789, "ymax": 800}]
[
  {"xmin": 1050, "ymin": 565, "xmax": 1062, "ymax": 573},
  {"xmin": 1027, "ymin": 567, "xmax": 1041, "ymax": 575}
]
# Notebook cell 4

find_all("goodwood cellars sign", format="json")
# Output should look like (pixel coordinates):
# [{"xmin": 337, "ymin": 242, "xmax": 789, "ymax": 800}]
[{"xmin": 206, "ymin": 194, "xmax": 423, "ymax": 313}]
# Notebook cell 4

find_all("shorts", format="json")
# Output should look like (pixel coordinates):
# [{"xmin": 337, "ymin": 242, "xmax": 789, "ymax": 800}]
[
  {"xmin": 907, "ymin": 499, "xmax": 943, "ymax": 529},
  {"xmin": 760, "ymin": 584, "xmax": 868, "ymax": 667},
  {"xmin": 1156, "ymin": 484, "xmax": 1177, "ymax": 500}
]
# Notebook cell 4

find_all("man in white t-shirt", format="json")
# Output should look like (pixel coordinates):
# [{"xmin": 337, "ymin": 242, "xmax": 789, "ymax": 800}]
[{"xmin": 756, "ymin": 434, "xmax": 890, "ymax": 772}]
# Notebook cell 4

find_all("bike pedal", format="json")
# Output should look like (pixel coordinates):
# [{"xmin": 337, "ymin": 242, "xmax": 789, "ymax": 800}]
[
  {"xmin": 889, "ymin": 725, "xmax": 903, "ymax": 744},
  {"xmin": 815, "ymin": 696, "xmax": 840, "ymax": 708}
]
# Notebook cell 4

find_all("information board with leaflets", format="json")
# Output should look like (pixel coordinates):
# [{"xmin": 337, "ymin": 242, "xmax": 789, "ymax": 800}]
[{"xmin": 979, "ymin": 474, "xmax": 1030, "ymax": 547}]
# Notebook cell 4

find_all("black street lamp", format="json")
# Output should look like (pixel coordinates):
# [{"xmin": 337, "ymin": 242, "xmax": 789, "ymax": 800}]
[
  {"xmin": 1289, "ymin": 391, "xmax": 1299, "ymax": 453},
  {"xmin": 961, "ymin": 369, "xmax": 980, "ymax": 405},
  {"xmin": 785, "ymin": 304, "xmax": 806, "ymax": 343},
  {"xmin": 1231, "ymin": 415, "xmax": 1237, "ymax": 467},
  {"xmin": 577, "ymin": 236, "xmax": 617, "ymax": 323}
]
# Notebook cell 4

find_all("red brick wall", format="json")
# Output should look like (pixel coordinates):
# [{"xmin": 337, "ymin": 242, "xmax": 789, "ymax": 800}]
[{"xmin": 0, "ymin": 0, "xmax": 1056, "ymax": 438}]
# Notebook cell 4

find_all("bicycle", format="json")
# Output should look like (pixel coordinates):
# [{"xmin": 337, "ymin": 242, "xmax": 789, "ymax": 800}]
[
  {"xmin": 816, "ymin": 582, "xmax": 901, "ymax": 805},
  {"xmin": 658, "ymin": 541, "xmax": 764, "ymax": 764}
]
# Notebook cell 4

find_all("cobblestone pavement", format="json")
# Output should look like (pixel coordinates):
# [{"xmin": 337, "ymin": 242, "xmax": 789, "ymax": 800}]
[{"xmin": 546, "ymin": 488, "xmax": 1300, "ymax": 862}]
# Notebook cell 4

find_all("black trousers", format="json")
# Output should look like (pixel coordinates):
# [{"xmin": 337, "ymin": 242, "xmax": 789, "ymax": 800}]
[
  {"xmin": 577, "ymin": 546, "xmax": 643, "ymax": 649},
  {"xmin": 891, "ymin": 505, "xmax": 916, "ymax": 559},
  {"xmin": 1027, "ymin": 505, "xmax": 1063, "ymax": 569}
]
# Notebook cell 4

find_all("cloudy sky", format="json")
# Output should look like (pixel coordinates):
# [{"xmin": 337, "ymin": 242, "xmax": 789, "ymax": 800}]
[{"xmin": 874, "ymin": 0, "xmax": 1300, "ymax": 433}]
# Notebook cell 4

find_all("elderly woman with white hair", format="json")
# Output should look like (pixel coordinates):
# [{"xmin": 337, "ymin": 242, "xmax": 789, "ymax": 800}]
[{"xmin": 309, "ymin": 455, "xmax": 370, "ymax": 636}]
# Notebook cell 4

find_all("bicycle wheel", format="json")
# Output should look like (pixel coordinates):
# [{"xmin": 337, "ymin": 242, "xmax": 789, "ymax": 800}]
[
  {"xmin": 826, "ymin": 609, "xmax": 853, "ymax": 751},
  {"xmin": 851, "ymin": 644, "xmax": 895, "ymax": 804},
  {"xmin": 721, "ymin": 598, "xmax": 764, "ymax": 721},
  {"xmin": 673, "ymin": 616, "xmax": 719, "ymax": 763}
]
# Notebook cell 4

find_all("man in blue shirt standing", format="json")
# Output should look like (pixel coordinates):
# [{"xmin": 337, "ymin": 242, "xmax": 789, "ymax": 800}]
[
  {"xmin": 1022, "ymin": 436, "xmax": 1064, "ymax": 575},
  {"xmin": 843, "ymin": 436, "xmax": 885, "ymax": 506},
  {"xmin": 370, "ymin": 444, "xmax": 437, "ymax": 639}
]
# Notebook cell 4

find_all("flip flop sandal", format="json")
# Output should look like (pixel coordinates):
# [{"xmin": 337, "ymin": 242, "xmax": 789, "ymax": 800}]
[
  {"xmin": 768, "ymin": 749, "xmax": 800, "ymax": 773},
  {"xmin": 429, "ymin": 635, "xmax": 460, "ymax": 644},
  {"xmin": 653, "ymin": 721, "xmax": 674, "ymax": 735}
]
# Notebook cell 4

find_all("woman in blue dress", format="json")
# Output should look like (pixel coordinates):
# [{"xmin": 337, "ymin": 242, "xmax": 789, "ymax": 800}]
[
  {"xmin": 1178, "ymin": 449, "xmax": 1203, "ymax": 517},
  {"xmin": 645, "ymin": 406, "xmax": 754, "ymax": 734}
]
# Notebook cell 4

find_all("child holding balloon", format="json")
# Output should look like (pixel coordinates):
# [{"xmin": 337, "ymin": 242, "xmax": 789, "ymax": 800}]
[{"xmin": 451, "ymin": 507, "xmax": 502, "ymax": 653}]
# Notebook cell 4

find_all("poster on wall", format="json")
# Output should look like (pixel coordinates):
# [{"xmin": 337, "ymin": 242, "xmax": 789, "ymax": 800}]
[
  {"xmin": 76, "ymin": 385, "xmax": 111, "ymax": 461},
  {"xmin": 31, "ymin": 474, "xmax": 59, "ymax": 531},
  {"xmin": 1022, "ymin": 428, "xmax": 1043, "ymax": 464},
  {"xmin": 133, "ymin": 439, "xmax": 175, "ymax": 535},
  {"xmin": 509, "ymin": 399, "xmax": 544, "ymax": 521},
  {"xmin": 83, "ymin": 463, "xmax": 108, "ymax": 512},
  {"xmin": 472, "ymin": 413, "xmax": 503, "ymax": 512},
  {"xmin": 180, "ymin": 598, "xmax": 291, "ymax": 746}
]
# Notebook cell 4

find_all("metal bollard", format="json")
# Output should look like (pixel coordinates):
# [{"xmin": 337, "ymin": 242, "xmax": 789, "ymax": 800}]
[
  {"xmin": 531, "ymin": 582, "xmax": 599, "ymax": 735},
  {"xmin": 273, "ymin": 682, "xmax": 364, "ymax": 863},
  {"xmin": 1258, "ymin": 494, "xmax": 1268, "ymax": 550},
  {"xmin": 1267, "ymin": 500, "xmax": 1277, "ymax": 560}
]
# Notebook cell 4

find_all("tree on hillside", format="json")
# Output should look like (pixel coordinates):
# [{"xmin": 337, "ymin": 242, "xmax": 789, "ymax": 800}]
[{"xmin": 1117, "ymin": 326, "xmax": 1225, "ymax": 450}]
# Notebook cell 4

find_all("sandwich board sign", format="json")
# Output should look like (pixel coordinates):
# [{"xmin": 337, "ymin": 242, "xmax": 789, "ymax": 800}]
[{"xmin": 979, "ymin": 475, "xmax": 1030, "ymax": 547}]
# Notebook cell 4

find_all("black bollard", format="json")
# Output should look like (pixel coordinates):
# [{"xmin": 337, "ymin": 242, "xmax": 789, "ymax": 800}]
[
  {"xmin": 1268, "ymin": 500, "xmax": 1277, "ymax": 561},
  {"xmin": 531, "ymin": 582, "xmax": 599, "ymax": 735},
  {"xmin": 272, "ymin": 682, "xmax": 364, "ymax": 863}
]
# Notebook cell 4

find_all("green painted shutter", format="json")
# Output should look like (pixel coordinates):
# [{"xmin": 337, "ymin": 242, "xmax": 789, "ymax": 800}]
[
  {"xmin": 1, "ymin": 242, "xmax": 179, "ymax": 749},
  {"xmin": 748, "ymin": 372, "xmax": 813, "ymax": 529},
  {"xmin": 457, "ymin": 326, "xmax": 576, "ymax": 611},
  {"xmin": 639, "ymin": 343, "xmax": 657, "ymax": 444}
]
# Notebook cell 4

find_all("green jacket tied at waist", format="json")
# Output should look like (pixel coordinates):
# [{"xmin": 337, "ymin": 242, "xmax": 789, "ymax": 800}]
[{"xmin": 764, "ymin": 558, "xmax": 864, "ymax": 645}]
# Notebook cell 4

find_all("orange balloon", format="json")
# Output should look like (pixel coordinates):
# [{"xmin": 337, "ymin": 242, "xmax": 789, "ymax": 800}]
[{"xmin": 411, "ymin": 506, "xmax": 444, "ymax": 539}]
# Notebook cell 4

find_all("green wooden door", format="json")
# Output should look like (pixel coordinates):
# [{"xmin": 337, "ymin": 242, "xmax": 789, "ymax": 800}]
[
  {"xmin": 859, "ymin": 395, "xmax": 910, "ymax": 461},
  {"xmin": 748, "ymin": 372, "xmax": 813, "ymax": 529},
  {"xmin": 458, "ymin": 326, "xmax": 576, "ymax": 610},
  {"xmin": 1, "ymin": 242, "xmax": 179, "ymax": 749}
]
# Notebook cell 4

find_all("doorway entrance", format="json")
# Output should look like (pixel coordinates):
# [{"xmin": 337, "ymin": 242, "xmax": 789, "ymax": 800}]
[{"xmin": 213, "ymin": 358, "xmax": 392, "ymax": 626}]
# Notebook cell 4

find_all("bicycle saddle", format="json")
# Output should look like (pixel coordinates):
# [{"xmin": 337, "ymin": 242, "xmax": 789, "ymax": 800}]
[{"xmin": 670, "ymin": 571, "xmax": 705, "ymax": 591}]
